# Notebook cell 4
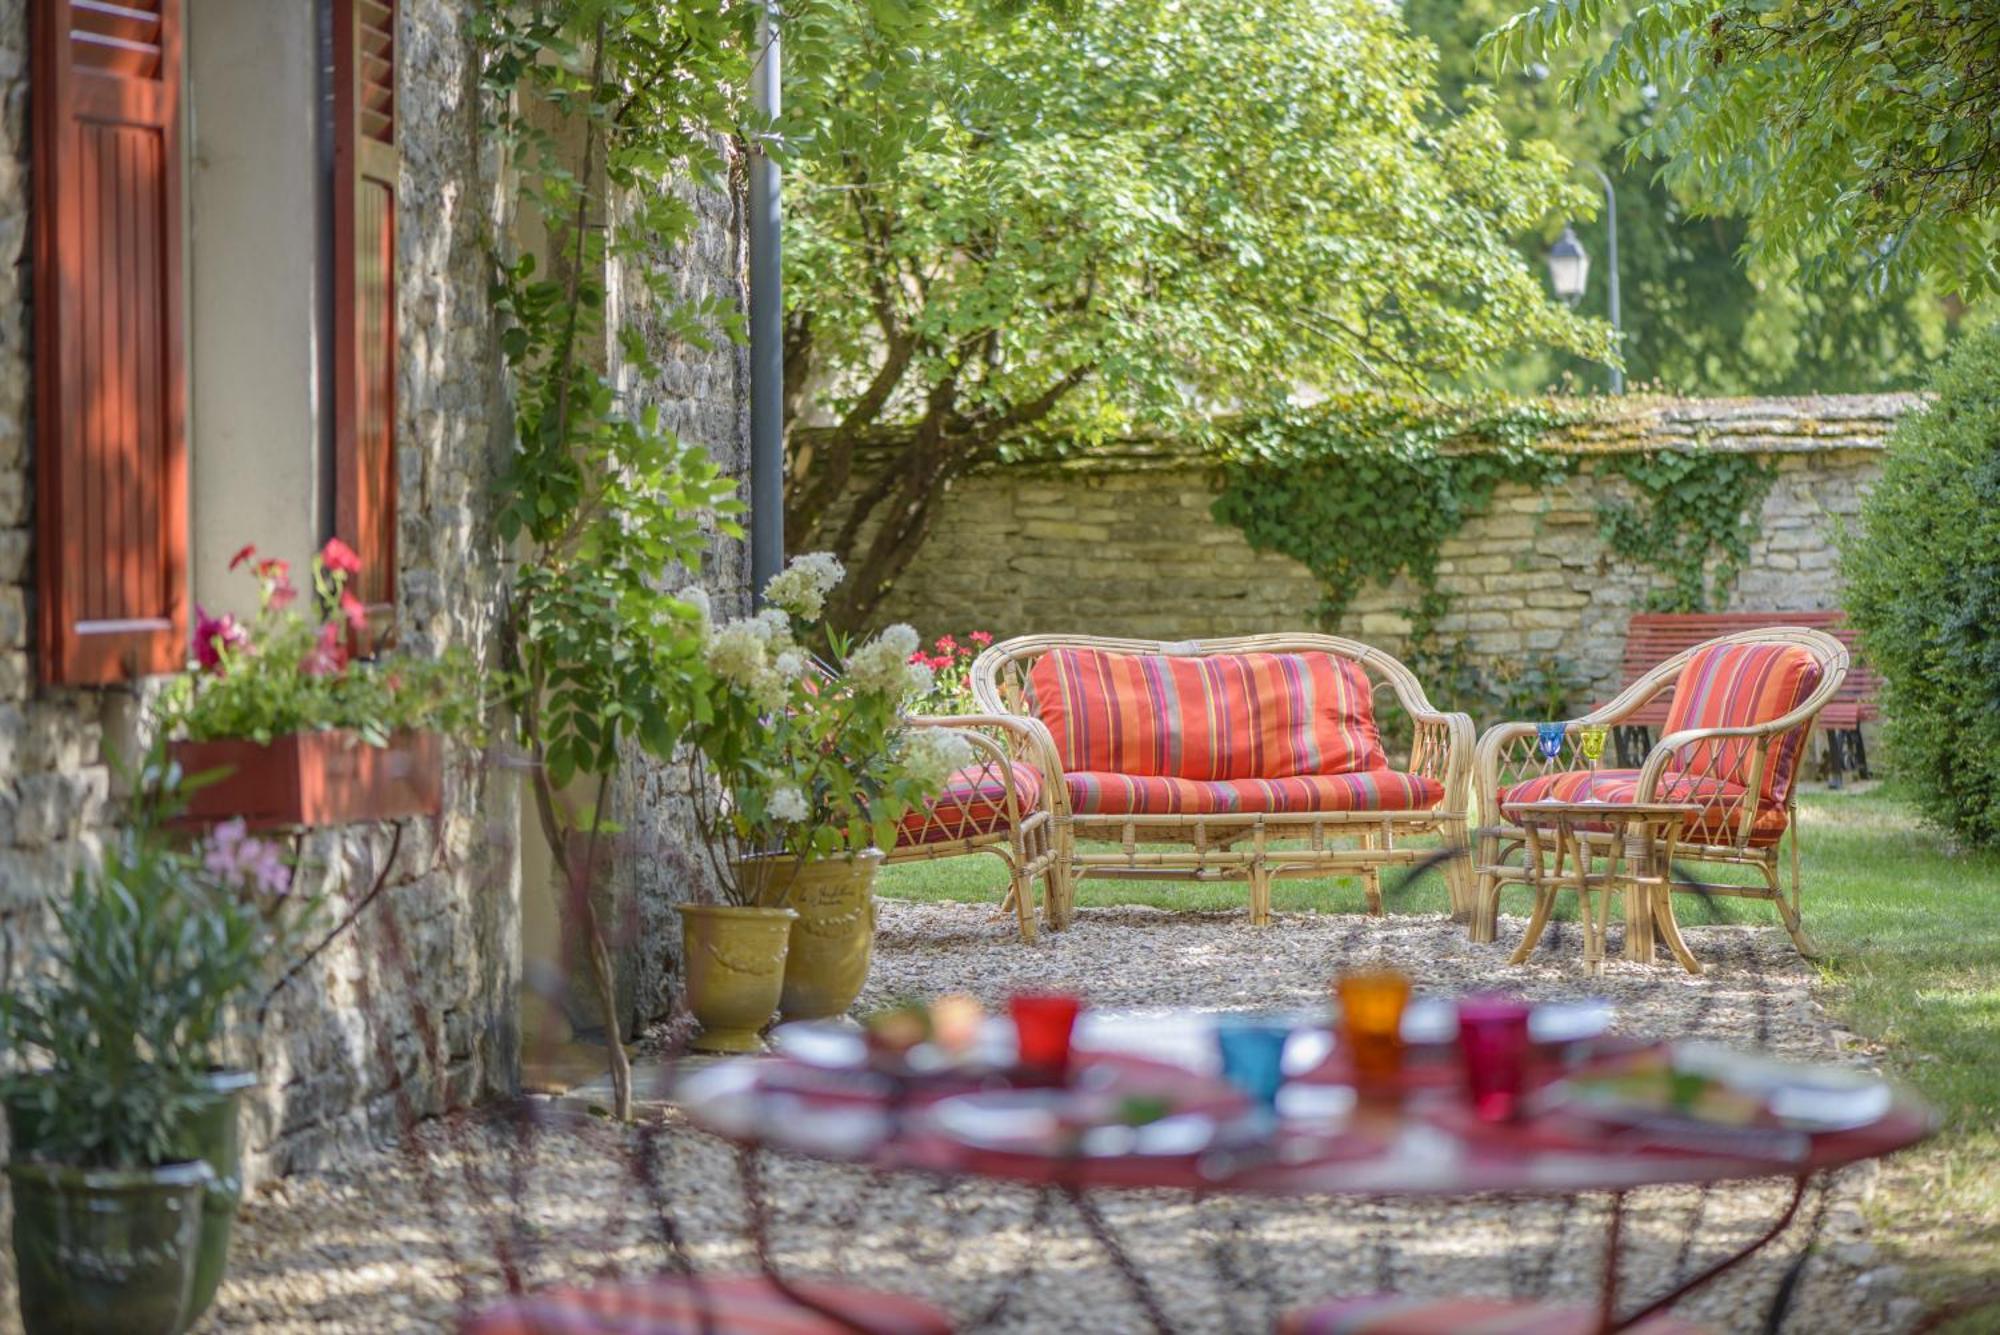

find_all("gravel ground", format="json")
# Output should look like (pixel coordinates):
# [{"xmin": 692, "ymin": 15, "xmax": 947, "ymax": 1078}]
[{"xmin": 7, "ymin": 903, "xmax": 1926, "ymax": 1333}]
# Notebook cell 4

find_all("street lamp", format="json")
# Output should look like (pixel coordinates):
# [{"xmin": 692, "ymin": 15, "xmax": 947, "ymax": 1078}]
[
  {"xmin": 1546, "ymin": 225, "xmax": 1590, "ymax": 305},
  {"xmin": 1545, "ymin": 164, "xmax": 1624, "ymax": 394}
]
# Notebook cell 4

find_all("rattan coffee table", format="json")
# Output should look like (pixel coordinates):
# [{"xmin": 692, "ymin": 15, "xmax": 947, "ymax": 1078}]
[{"xmin": 1501, "ymin": 799, "xmax": 1704, "ymax": 975}]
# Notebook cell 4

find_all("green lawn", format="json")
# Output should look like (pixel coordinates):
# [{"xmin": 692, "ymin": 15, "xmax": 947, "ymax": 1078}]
[{"xmin": 878, "ymin": 785, "xmax": 2000, "ymax": 1328}]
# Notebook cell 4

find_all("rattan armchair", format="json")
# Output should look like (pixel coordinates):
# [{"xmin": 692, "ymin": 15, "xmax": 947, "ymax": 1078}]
[
  {"xmin": 972, "ymin": 634, "xmax": 1477, "ymax": 927},
  {"xmin": 1471, "ymin": 627, "xmax": 1850, "ymax": 959},
  {"xmin": 885, "ymin": 713, "xmax": 1069, "ymax": 943}
]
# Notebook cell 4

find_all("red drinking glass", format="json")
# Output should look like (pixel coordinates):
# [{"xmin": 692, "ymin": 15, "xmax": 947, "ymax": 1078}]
[
  {"xmin": 1009, "ymin": 991, "xmax": 1083, "ymax": 1079},
  {"xmin": 1456, "ymin": 995, "xmax": 1533, "ymax": 1123}
]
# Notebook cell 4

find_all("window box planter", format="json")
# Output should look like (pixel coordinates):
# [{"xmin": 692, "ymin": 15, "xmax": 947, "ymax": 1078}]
[{"xmin": 168, "ymin": 730, "xmax": 441, "ymax": 829}]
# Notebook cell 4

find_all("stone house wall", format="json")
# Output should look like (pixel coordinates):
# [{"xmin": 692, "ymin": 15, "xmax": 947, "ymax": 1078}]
[
  {"xmin": 871, "ymin": 396, "xmax": 1909, "ymax": 713},
  {"xmin": 0, "ymin": 2, "xmax": 751, "ymax": 1178}
]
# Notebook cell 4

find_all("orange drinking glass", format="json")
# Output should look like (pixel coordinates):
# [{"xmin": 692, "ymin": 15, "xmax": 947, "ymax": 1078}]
[{"xmin": 1336, "ymin": 970, "xmax": 1412, "ymax": 1083}]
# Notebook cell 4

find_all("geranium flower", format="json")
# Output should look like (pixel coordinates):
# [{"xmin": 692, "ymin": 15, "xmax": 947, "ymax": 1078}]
[
  {"xmin": 301, "ymin": 622, "xmax": 347, "ymax": 677},
  {"xmin": 229, "ymin": 544, "xmax": 257, "ymax": 571},
  {"xmin": 969, "ymin": 631, "xmax": 994, "ymax": 647},
  {"xmin": 193, "ymin": 605, "xmax": 250, "ymax": 673},
  {"xmin": 320, "ymin": 537, "xmax": 362, "ymax": 576},
  {"xmin": 254, "ymin": 557, "xmax": 298, "ymax": 611},
  {"xmin": 340, "ymin": 589, "xmax": 368, "ymax": 633}
]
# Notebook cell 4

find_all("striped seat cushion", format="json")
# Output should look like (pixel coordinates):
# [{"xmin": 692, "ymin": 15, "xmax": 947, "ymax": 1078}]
[
  {"xmin": 460, "ymin": 1274, "xmax": 954, "ymax": 1335},
  {"xmin": 1280, "ymin": 1295, "xmax": 1710, "ymax": 1334},
  {"xmin": 1067, "ymin": 770, "xmax": 1443, "ymax": 817},
  {"xmin": 1029, "ymin": 648, "xmax": 1386, "ymax": 781},
  {"xmin": 1664, "ymin": 641, "xmax": 1823, "ymax": 804},
  {"xmin": 1498, "ymin": 768, "xmax": 1789, "ymax": 847},
  {"xmin": 897, "ymin": 761, "xmax": 1043, "ymax": 845}
]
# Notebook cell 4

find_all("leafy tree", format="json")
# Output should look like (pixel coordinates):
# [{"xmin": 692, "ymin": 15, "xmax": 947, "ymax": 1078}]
[
  {"xmin": 1408, "ymin": 0, "xmax": 1958, "ymax": 395},
  {"xmin": 782, "ymin": 0, "xmax": 1610, "ymax": 626},
  {"xmin": 1483, "ymin": 0, "xmax": 2000, "ymax": 300}
]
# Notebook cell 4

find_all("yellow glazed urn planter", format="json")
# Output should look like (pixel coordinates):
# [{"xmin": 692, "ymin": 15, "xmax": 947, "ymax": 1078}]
[
  {"xmin": 735, "ymin": 850, "xmax": 885, "ymax": 1022},
  {"xmin": 676, "ymin": 904, "xmax": 798, "ymax": 1053}
]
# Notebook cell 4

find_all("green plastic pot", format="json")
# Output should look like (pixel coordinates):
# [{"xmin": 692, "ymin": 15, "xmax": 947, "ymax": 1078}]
[
  {"xmin": 6, "ymin": 1158, "xmax": 211, "ymax": 1335},
  {"xmin": 5, "ymin": 1069, "xmax": 255, "ymax": 1331}
]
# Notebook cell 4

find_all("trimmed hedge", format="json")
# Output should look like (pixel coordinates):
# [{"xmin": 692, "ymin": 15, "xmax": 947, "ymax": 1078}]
[{"xmin": 1842, "ymin": 325, "xmax": 2000, "ymax": 849}]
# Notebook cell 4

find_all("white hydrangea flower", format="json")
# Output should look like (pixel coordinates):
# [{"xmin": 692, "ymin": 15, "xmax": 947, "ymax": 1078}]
[
  {"xmin": 902, "ymin": 659, "xmax": 936, "ymax": 700},
  {"xmin": 762, "ymin": 551, "xmax": 846, "ymax": 621},
  {"xmin": 773, "ymin": 648, "xmax": 808, "ymax": 680},
  {"xmin": 752, "ymin": 607, "xmax": 793, "ymax": 643},
  {"xmin": 900, "ymin": 728, "xmax": 975, "ymax": 791},
  {"xmin": 846, "ymin": 624, "xmax": 923, "ymax": 696},
  {"xmin": 705, "ymin": 619, "xmax": 769, "ymax": 686},
  {"xmin": 767, "ymin": 786, "xmax": 811, "ymax": 823}
]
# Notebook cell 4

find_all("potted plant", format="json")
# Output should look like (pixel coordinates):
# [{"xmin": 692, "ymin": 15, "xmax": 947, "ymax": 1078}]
[
  {"xmin": 678, "ymin": 555, "xmax": 969, "ymax": 1043},
  {"xmin": 0, "ymin": 765, "xmax": 315, "ymax": 1333},
  {"xmin": 151, "ymin": 539, "xmax": 480, "ymax": 827}
]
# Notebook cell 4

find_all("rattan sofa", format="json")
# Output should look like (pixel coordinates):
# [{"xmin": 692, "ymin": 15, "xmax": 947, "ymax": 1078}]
[
  {"xmin": 969, "ymin": 634, "xmax": 1476, "ymax": 929},
  {"xmin": 1470, "ymin": 626, "xmax": 1849, "ymax": 959}
]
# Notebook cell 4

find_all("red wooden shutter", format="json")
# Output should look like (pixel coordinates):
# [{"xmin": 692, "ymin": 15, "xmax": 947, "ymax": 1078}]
[
  {"xmin": 333, "ymin": 0, "xmax": 397, "ymax": 628},
  {"xmin": 32, "ymin": 0, "xmax": 187, "ymax": 685}
]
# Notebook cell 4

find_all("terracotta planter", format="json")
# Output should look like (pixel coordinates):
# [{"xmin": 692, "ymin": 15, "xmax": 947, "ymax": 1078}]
[
  {"xmin": 735, "ymin": 850, "xmax": 885, "ymax": 1023},
  {"xmin": 677, "ymin": 905, "xmax": 797, "ymax": 1053},
  {"xmin": 168, "ymin": 730, "xmax": 441, "ymax": 829}
]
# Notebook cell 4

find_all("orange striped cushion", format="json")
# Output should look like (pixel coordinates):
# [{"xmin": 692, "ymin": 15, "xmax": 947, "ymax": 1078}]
[
  {"xmin": 896, "ymin": 761, "xmax": 1043, "ymax": 845},
  {"xmin": 1281, "ymin": 1295, "xmax": 1709, "ymax": 1334},
  {"xmin": 1066, "ymin": 770, "xmax": 1442, "ymax": 817},
  {"xmin": 460, "ymin": 1275, "xmax": 953, "ymax": 1335},
  {"xmin": 1029, "ymin": 649, "xmax": 1385, "ymax": 781},
  {"xmin": 1498, "ymin": 768, "xmax": 1789, "ymax": 847},
  {"xmin": 1663, "ymin": 642, "xmax": 1822, "ymax": 804}
]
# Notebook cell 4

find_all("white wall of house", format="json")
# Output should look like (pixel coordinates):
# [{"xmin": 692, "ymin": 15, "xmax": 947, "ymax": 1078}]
[{"xmin": 186, "ymin": 0, "xmax": 329, "ymax": 617}]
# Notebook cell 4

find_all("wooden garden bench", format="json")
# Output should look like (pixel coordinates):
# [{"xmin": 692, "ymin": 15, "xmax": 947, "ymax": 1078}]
[
  {"xmin": 1611, "ymin": 612, "xmax": 1879, "ymax": 784},
  {"xmin": 969, "ymin": 634, "xmax": 1476, "ymax": 929}
]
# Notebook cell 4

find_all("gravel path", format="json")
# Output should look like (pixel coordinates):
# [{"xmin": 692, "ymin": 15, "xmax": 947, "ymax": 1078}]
[{"xmin": 13, "ymin": 903, "xmax": 1925, "ymax": 1333}]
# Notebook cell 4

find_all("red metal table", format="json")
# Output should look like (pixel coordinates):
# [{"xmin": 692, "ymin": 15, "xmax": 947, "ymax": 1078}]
[{"xmin": 675, "ymin": 1015, "xmax": 1932, "ymax": 1334}]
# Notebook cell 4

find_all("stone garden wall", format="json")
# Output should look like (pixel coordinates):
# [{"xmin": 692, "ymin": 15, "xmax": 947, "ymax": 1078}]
[{"xmin": 871, "ymin": 396, "xmax": 1911, "ymax": 711}]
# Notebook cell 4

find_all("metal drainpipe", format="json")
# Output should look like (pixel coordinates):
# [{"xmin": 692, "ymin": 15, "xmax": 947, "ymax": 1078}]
[
  {"xmin": 1585, "ymin": 162, "xmax": 1624, "ymax": 395},
  {"xmin": 748, "ymin": 1, "xmax": 784, "ymax": 603}
]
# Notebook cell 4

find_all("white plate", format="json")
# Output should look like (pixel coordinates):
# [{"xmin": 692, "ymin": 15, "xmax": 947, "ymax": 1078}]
[
  {"xmin": 1529, "ymin": 998, "xmax": 1613, "ymax": 1045},
  {"xmin": 929, "ymin": 1089, "xmax": 1221, "ymax": 1157}
]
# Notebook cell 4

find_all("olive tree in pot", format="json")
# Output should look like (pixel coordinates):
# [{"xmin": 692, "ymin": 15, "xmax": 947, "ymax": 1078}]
[
  {"xmin": 677, "ymin": 554, "xmax": 970, "ymax": 1047},
  {"xmin": 0, "ymin": 765, "xmax": 314, "ymax": 1334}
]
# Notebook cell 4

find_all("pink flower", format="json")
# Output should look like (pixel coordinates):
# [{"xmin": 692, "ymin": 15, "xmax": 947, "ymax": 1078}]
[
  {"xmin": 935, "ymin": 634, "xmax": 958, "ymax": 654},
  {"xmin": 254, "ymin": 558, "xmax": 298, "ymax": 612},
  {"xmin": 319, "ymin": 537, "xmax": 362, "ymax": 576},
  {"xmin": 969, "ymin": 631, "xmax": 993, "ymax": 647},
  {"xmin": 268, "ymin": 581, "xmax": 298, "ymax": 612},
  {"xmin": 301, "ymin": 622, "xmax": 347, "ymax": 677},
  {"xmin": 193, "ymin": 605, "xmax": 250, "ymax": 673},
  {"xmin": 202, "ymin": 818, "xmax": 291, "ymax": 895},
  {"xmin": 228, "ymin": 544, "xmax": 257, "ymax": 572},
  {"xmin": 340, "ymin": 589, "xmax": 368, "ymax": 633}
]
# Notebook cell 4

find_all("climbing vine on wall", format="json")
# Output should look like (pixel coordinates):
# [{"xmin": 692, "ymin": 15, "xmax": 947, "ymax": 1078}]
[
  {"xmin": 1210, "ymin": 394, "xmax": 1588, "ymax": 629},
  {"xmin": 1594, "ymin": 447, "xmax": 1778, "ymax": 612}
]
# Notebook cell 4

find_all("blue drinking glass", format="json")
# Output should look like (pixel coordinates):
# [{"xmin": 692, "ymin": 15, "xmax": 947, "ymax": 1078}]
[
  {"xmin": 1214, "ymin": 1017, "xmax": 1292, "ymax": 1112},
  {"xmin": 1535, "ymin": 721, "xmax": 1567, "ymax": 762}
]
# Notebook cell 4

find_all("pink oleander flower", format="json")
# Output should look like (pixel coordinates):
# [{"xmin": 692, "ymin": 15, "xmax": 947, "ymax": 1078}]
[
  {"xmin": 339, "ymin": 588, "xmax": 368, "ymax": 633},
  {"xmin": 203, "ymin": 818, "xmax": 292, "ymax": 895},
  {"xmin": 301, "ymin": 622, "xmax": 347, "ymax": 677},
  {"xmin": 320, "ymin": 537, "xmax": 362, "ymax": 576},
  {"xmin": 193, "ymin": 605, "xmax": 251, "ymax": 673}
]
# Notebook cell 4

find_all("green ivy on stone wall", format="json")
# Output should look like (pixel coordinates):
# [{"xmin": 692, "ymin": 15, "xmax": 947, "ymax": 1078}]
[
  {"xmin": 1210, "ymin": 394, "xmax": 1587, "ymax": 630},
  {"xmin": 1594, "ymin": 447, "xmax": 1778, "ymax": 612}
]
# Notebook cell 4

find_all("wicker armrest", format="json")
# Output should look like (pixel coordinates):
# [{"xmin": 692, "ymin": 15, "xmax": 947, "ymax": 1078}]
[{"xmin": 903, "ymin": 712, "xmax": 1068, "ymax": 821}]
